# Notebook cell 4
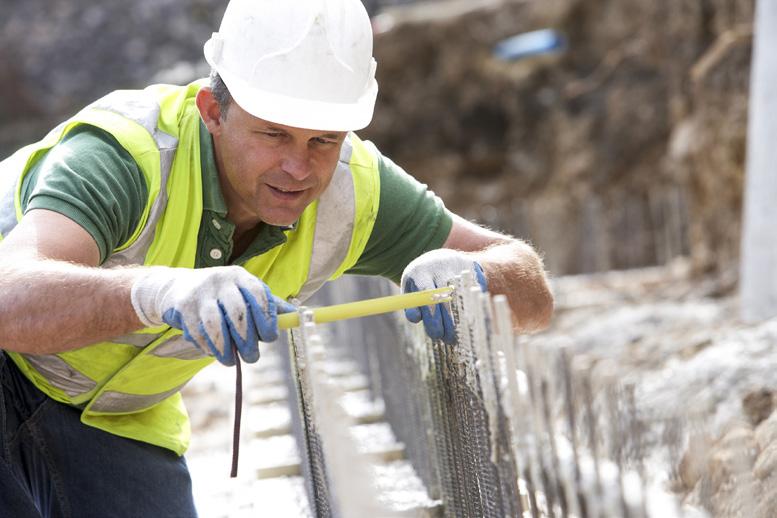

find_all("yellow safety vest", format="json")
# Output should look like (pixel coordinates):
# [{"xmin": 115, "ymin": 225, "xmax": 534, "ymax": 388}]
[{"xmin": 0, "ymin": 80, "xmax": 380, "ymax": 455}]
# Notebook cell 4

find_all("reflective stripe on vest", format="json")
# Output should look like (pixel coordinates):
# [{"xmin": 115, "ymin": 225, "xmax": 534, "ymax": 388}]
[
  {"xmin": 23, "ymin": 354, "xmax": 97, "ymax": 398},
  {"xmin": 108, "ymin": 332, "xmax": 165, "ymax": 349},
  {"xmin": 89, "ymin": 90, "xmax": 179, "ymax": 268},
  {"xmin": 297, "ymin": 136, "xmax": 356, "ymax": 301},
  {"xmin": 149, "ymin": 335, "xmax": 207, "ymax": 361},
  {"xmin": 9, "ymin": 331, "xmax": 169, "ymax": 402},
  {"xmin": 89, "ymin": 384, "xmax": 187, "ymax": 414}
]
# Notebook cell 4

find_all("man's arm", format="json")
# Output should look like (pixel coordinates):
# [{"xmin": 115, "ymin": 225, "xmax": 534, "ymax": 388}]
[
  {"xmin": 343, "ymin": 142, "xmax": 552, "ymax": 336},
  {"xmin": 0, "ymin": 209, "xmax": 291, "ymax": 365},
  {"xmin": 442, "ymin": 214, "xmax": 554, "ymax": 333},
  {"xmin": 0, "ymin": 209, "xmax": 144, "ymax": 354}
]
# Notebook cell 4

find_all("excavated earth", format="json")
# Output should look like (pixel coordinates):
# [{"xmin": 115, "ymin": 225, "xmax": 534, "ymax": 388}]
[
  {"xmin": 362, "ymin": 0, "xmax": 754, "ymax": 278},
  {"xmin": 521, "ymin": 262, "xmax": 777, "ymax": 518}
]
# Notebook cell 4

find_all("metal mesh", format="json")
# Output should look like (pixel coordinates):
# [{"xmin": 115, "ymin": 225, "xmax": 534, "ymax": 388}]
[
  {"xmin": 300, "ymin": 274, "xmax": 522, "ymax": 517},
  {"xmin": 284, "ymin": 274, "xmax": 693, "ymax": 517},
  {"xmin": 283, "ymin": 314, "xmax": 338, "ymax": 518},
  {"xmin": 283, "ymin": 308, "xmax": 396, "ymax": 518}
]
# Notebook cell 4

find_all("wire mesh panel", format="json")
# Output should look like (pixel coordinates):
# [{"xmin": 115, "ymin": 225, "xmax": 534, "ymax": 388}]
[
  {"xmin": 310, "ymin": 276, "xmax": 444, "ymax": 500},
  {"xmin": 286, "ymin": 274, "xmax": 696, "ymax": 517},
  {"xmin": 284, "ymin": 313, "xmax": 338, "ymax": 518},
  {"xmin": 308, "ymin": 274, "xmax": 524, "ymax": 517},
  {"xmin": 283, "ymin": 309, "xmax": 397, "ymax": 518}
]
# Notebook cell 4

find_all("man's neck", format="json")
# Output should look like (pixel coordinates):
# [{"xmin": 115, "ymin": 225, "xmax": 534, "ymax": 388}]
[{"xmin": 230, "ymin": 220, "xmax": 262, "ymax": 262}]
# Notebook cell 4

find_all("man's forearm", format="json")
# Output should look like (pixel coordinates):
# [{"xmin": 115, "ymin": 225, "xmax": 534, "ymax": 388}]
[
  {"xmin": 0, "ymin": 259, "xmax": 145, "ymax": 354},
  {"xmin": 464, "ymin": 240, "xmax": 553, "ymax": 333}
]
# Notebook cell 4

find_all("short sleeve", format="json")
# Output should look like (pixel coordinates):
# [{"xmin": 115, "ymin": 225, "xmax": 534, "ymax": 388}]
[
  {"xmin": 20, "ymin": 125, "xmax": 148, "ymax": 263},
  {"xmin": 346, "ymin": 147, "xmax": 453, "ymax": 283}
]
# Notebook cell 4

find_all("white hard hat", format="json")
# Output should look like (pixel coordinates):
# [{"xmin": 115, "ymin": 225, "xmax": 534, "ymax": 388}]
[{"xmin": 204, "ymin": 0, "xmax": 379, "ymax": 131}]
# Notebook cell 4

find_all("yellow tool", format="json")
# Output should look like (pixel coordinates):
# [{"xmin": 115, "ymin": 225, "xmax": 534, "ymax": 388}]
[{"xmin": 278, "ymin": 286, "xmax": 454, "ymax": 329}]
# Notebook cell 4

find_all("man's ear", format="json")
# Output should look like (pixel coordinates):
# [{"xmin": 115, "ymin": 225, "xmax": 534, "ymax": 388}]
[{"xmin": 196, "ymin": 88, "xmax": 223, "ymax": 134}]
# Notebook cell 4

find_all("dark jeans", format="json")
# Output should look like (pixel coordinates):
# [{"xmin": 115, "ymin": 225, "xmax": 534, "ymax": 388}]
[{"xmin": 0, "ymin": 352, "xmax": 198, "ymax": 518}]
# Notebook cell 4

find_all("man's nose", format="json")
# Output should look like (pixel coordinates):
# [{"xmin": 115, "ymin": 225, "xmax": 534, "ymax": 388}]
[{"xmin": 280, "ymin": 146, "xmax": 312, "ymax": 181}]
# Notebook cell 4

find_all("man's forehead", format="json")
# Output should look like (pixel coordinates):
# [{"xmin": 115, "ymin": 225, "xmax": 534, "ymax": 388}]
[
  {"xmin": 228, "ymin": 94, "xmax": 346, "ymax": 138},
  {"xmin": 242, "ymin": 114, "xmax": 340, "ymax": 138},
  {"xmin": 260, "ymin": 120, "xmax": 345, "ymax": 139}
]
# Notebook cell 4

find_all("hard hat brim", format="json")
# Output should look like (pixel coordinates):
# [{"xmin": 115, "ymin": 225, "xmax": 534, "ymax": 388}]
[{"xmin": 206, "ymin": 40, "xmax": 378, "ymax": 132}]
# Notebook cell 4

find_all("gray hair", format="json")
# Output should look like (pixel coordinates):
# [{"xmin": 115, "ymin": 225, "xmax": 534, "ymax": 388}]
[{"xmin": 209, "ymin": 70, "xmax": 232, "ymax": 119}]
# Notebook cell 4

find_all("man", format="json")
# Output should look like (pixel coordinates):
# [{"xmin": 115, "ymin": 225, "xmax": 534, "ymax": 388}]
[{"xmin": 0, "ymin": 0, "xmax": 553, "ymax": 516}]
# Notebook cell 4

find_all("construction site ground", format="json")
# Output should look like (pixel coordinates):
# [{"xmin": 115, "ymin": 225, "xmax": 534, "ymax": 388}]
[
  {"xmin": 183, "ymin": 260, "xmax": 777, "ymax": 517},
  {"xmin": 183, "ymin": 333, "xmax": 440, "ymax": 517}
]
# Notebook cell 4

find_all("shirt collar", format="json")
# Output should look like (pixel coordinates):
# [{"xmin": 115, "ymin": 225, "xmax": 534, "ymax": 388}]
[{"xmin": 198, "ymin": 119, "xmax": 228, "ymax": 217}]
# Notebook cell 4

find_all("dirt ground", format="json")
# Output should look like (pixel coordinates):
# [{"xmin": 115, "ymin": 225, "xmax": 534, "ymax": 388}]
[{"xmin": 522, "ymin": 261, "xmax": 777, "ymax": 517}]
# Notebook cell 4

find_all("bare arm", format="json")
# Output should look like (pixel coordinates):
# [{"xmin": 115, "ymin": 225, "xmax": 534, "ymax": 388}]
[
  {"xmin": 0, "ymin": 209, "xmax": 146, "ymax": 354},
  {"xmin": 443, "ymin": 214, "xmax": 554, "ymax": 333}
]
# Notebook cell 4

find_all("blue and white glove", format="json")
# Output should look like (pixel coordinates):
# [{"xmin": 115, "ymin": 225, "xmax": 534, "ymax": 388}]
[
  {"xmin": 401, "ymin": 249, "xmax": 488, "ymax": 344},
  {"xmin": 131, "ymin": 266, "xmax": 295, "ymax": 366}
]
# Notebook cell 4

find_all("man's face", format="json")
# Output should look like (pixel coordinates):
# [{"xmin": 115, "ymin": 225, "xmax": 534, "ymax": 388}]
[{"xmin": 199, "ymin": 89, "xmax": 347, "ymax": 228}]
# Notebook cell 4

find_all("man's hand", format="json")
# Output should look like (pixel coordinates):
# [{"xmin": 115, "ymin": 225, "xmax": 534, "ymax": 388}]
[
  {"xmin": 131, "ymin": 266, "xmax": 295, "ymax": 366},
  {"xmin": 401, "ymin": 248, "xmax": 487, "ymax": 344}
]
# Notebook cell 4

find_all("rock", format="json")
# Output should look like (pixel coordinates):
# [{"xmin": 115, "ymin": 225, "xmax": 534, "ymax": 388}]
[
  {"xmin": 754, "ymin": 485, "xmax": 777, "ymax": 518},
  {"xmin": 705, "ymin": 446, "xmax": 755, "ymax": 494},
  {"xmin": 754, "ymin": 443, "xmax": 777, "ymax": 481},
  {"xmin": 677, "ymin": 433, "xmax": 714, "ymax": 490},
  {"xmin": 708, "ymin": 471, "xmax": 761, "ymax": 518},
  {"xmin": 717, "ymin": 421, "xmax": 751, "ymax": 442},
  {"xmin": 743, "ymin": 389, "xmax": 776, "ymax": 427},
  {"xmin": 675, "ymin": 420, "xmax": 760, "ymax": 506},
  {"xmin": 715, "ymin": 423, "xmax": 758, "ymax": 462},
  {"xmin": 755, "ymin": 412, "xmax": 777, "ymax": 451}
]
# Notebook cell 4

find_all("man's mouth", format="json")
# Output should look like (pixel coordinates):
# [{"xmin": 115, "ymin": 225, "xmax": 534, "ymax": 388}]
[{"xmin": 268, "ymin": 185, "xmax": 306, "ymax": 201}]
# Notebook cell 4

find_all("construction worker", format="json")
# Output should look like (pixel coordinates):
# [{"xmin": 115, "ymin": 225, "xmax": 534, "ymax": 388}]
[{"xmin": 0, "ymin": 0, "xmax": 553, "ymax": 516}]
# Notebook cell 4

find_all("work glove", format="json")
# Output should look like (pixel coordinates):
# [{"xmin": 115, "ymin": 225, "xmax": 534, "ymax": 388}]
[
  {"xmin": 131, "ymin": 266, "xmax": 295, "ymax": 366},
  {"xmin": 401, "ymin": 248, "xmax": 488, "ymax": 345}
]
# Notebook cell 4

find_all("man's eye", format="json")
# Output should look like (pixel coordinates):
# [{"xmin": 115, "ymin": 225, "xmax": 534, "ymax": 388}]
[
  {"xmin": 263, "ymin": 132, "xmax": 283, "ymax": 138},
  {"xmin": 314, "ymin": 137, "xmax": 336, "ymax": 145}
]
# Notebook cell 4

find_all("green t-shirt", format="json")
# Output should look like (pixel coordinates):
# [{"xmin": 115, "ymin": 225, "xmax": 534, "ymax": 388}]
[{"xmin": 21, "ymin": 123, "xmax": 452, "ymax": 284}]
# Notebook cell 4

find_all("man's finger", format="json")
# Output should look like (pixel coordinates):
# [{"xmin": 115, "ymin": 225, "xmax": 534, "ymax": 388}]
[
  {"xmin": 405, "ymin": 306, "xmax": 423, "ymax": 323},
  {"xmin": 420, "ymin": 303, "xmax": 445, "ymax": 340},
  {"xmin": 403, "ymin": 278, "xmax": 425, "ymax": 323},
  {"xmin": 223, "ymin": 301, "xmax": 260, "ymax": 364},
  {"xmin": 199, "ymin": 319, "xmax": 235, "ymax": 366},
  {"xmin": 242, "ymin": 286, "xmax": 279, "ymax": 343},
  {"xmin": 473, "ymin": 262, "xmax": 488, "ymax": 291},
  {"xmin": 274, "ymin": 296, "xmax": 297, "ymax": 314}
]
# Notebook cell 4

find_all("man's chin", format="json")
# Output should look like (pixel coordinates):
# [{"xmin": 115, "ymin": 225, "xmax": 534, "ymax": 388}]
[{"xmin": 259, "ymin": 210, "xmax": 302, "ymax": 228}]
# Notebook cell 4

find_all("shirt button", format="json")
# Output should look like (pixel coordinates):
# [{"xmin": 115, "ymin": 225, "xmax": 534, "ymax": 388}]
[
  {"xmin": 209, "ymin": 248, "xmax": 223, "ymax": 260},
  {"xmin": 211, "ymin": 218, "xmax": 222, "ymax": 230}
]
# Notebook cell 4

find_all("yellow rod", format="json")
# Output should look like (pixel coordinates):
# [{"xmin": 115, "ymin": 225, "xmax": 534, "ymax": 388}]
[{"xmin": 278, "ymin": 286, "xmax": 454, "ymax": 329}]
